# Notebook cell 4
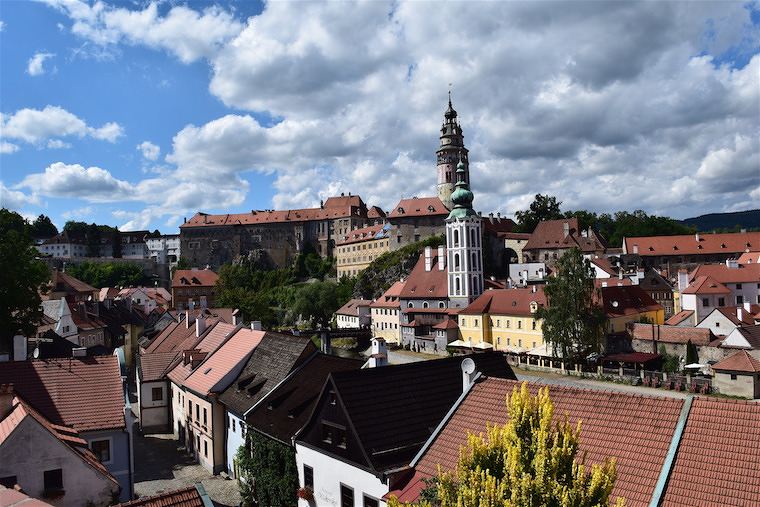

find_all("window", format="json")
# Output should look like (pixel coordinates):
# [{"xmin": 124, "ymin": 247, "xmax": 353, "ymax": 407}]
[
  {"xmin": 736, "ymin": 283, "xmax": 742, "ymax": 289},
  {"xmin": 702, "ymin": 298, "xmax": 709, "ymax": 307},
  {"xmin": 232, "ymin": 418, "xmax": 236, "ymax": 432},
  {"xmin": 439, "ymin": 301, "xmax": 445, "ymax": 309},
  {"xmin": 203, "ymin": 408, "xmax": 207, "ymax": 426},
  {"xmin": 718, "ymin": 297, "xmax": 725, "ymax": 307},
  {"xmin": 736, "ymin": 296, "xmax": 744, "ymax": 305},
  {"xmin": 0, "ymin": 476, "xmax": 17, "ymax": 488},
  {"xmin": 321, "ymin": 424, "xmax": 333, "ymax": 444},
  {"xmin": 506, "ymin": 320, "xmax": 510, "ymax": 328},
  {"xmin": 152, "ymin": 387, "xmax": 163, "ymax": 401},
  {"xmin": 730, "ymin": 373, "xmax": 738, "ymax": 380},
  {"xmin": 91, "ymin": 439, "xmax": 111, "ymax": 463},
  {"xmin": 364, "ymin": 495, "xmax": 379, "ymax": 507},
  {"xmin": 518, "ymin": 321, "xmax": 522, "ymax": 329},
  {"xmin": 43, "ymin": 469, "xmax": 63, "ymax": 494},
  {"xmin": 340, "ymin": 484, "xmax": 355, "ymax": 507},
  {"xmin": 304, "ymin": 465, "xmax": 314, "ymax": 488},
  {"xmin": 532, "ymin": 321, "xmax": 536, "ymax": 330},
  {"xmin": 188, "ymin": 400, "xmax": 192, "ymax": 414},
  {"xmin": 195, "ymin": 404, "xmax": 199, "ymax": 421},
  {"xmin": 204, "ymin": 439, "xmax": 208, "ymax": 457}
]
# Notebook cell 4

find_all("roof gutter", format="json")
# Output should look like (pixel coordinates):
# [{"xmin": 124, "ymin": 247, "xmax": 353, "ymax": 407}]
[
  {"xmin": 407, "ymin": 371, "xmax": 482, "ymax": 469},
  {"xmin": 648, "ymin": 395, "xmax": 694, "ymax": 507}
]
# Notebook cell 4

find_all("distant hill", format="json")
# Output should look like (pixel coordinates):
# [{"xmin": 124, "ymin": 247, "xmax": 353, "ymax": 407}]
[{"xmin": 681, "ymin": 209, "xmax": 760, "ymax": 232}]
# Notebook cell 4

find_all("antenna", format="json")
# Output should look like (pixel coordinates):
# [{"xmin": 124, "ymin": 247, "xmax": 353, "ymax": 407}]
[
  {"xmin": 33, "ymin": 347, "xmax": 40, "ymax": 359},
  {"xmin": 461, "ymin": 357, "xmax": 475, "ymax": 375}
]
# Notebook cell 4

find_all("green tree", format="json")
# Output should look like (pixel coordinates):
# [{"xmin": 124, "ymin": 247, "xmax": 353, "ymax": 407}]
[
  {"xmin": 388, "ymin": 383, "xmax": 623, "ymax": 507},
  {"xmin": 236, "ymin": 430, "xmax": 298, "ymax": 507},
  {"xmin": 535, "ymin": 248, "xmax": 607, "ymax": 362},
  {"xmin": 291, "ymin": 281, "xmax": 340, "ymax": 328},
  {"xmin": 66, "ymin": 261, "xmax": 146, "ymax": 287},
  {"xmin": 111, "ymin": 231, "xmax": 122, "ymax": 258},
  {"xmin": 28, "ymin": 214, "xmax": 58, "ymax": 239},
  {"xmin": 514, "ymin": 194, "xmax": 563, "ymax": 233},
  {"xmin": 659, "ymin": 345, "xmax": 681, "ymax": 373},
  {"xmin": 0, "ymin": 209, "xmax": 50, "ymax": 352}
]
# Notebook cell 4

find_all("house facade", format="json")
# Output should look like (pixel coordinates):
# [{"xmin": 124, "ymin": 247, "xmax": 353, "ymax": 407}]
[
  {"xmin": 335, "ymin": 224, "xmax": 391, "ymax": 278},
  {"xmin": 369, "ymin": 281, "xmax": 405, "ymax": 344},
  {"xmin": 171, "ymin": 268, "xmax": 219, "ymax": 311},
  {"xmin": 335, "ymin": 299, "xmax": 372, "ymax": 329},
  {"xmin": 522, "ymin": 218, "xmax": 607, "ymax": 267},
  {"xmin": 712, "ymin": 351, "xmax": 760, "ymax": 398}
]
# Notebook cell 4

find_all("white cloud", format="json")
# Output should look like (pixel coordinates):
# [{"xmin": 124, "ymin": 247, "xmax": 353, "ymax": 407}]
[
  {"xmin": 1, "ymin": 182, "xmax": 40, "ymax": 210},
  {"xmin": 17, "ymin": 162, "xmax": 134, "ymax": 202},
  {"xmin": 137, "ymin": 140, "xmax": 160, "ymax": 161},
  {"xmin": 27, "ymin": 52, "xmax": 55, "ymax": 76},
  {"xmin": 0, "ymin": 21, "xmax": 6, "ymax": 32},
  {"xmin": 61, "ymin": 205, "xmax": 94, "ymax": 220},
  {"xmin": 44, "ymin": 0, "xmax": 242, "ymax": 63},
  {"xmin": 46, "ymin": 139, "xmax": 71, "ymax": 149},
  {"xmin": 1, "ymin": 141, "xmax": 19, "ymax": 154},
  {"xmin": 0, "ymin": 105, "xmax": 123, "ymax": 147}
]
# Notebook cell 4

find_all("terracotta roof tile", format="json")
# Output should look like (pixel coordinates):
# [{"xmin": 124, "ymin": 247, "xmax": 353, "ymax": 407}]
[
  {"xmin": 459, "ymin": 287, "xmax": 546, "ymax": 316},
  {"xmin": 690, "ymin": 262, "xmax": 760, "ymax": 284},
  {"xmin": 335, "ymin": 298, "xmax": 372, "ymax": 317},
  {"xmin": 0, "ymin": 485, "xmax": 56, "ymax": 506},
  {"xmin": 397, "ymin": 379, "xmax": 683, "ymax": 506},
  {"xmin": 49, "ymin": 270, "xmax": 97, "ymax": 294},
  {"xmin": 600, "ymin": 285, "xmax": 662, "ymax": 317},
  {"xmin": 712, "ymin": 350, "xmax": 760, "ymax": 372},
  {"xmin": 171, "ymin": 269, "xmax": 218, "ymax": 288},
  {"xmin": 337, "ymin": 224, "xmax": 390, "ymax": 245},
  {"xmin": 734, "ymin": 324, "xmax": 760, "ymax": 348},
  {"xmin": 369, "ymin": 280, "xmax": 407, "ymax": 308},
  {"xmin": 624, "ymin": 231, "xmax": 760, "ymax": 257},
  {"xmin": 523, "ymin": 218, "xmax": 606, "ymax": 253},
  {"xmin": 387, "ymin": 196, "xmax": 448, "ymax": 219},
  {"xmin": 629, "ymin": 323, "xmax": 714, "ymax": 346},
  {"xmin": 0, "ymin": 356, "xmax": 125, "ymax": 432},
  {"xmin": 737, "ymin": 251, "xmax": 760, "ymax": 264},
  {"xmin": 662, "ymin": 397, "xmax": 760, "ymax": 506},
  {"xmin": 712, "ymin": 305, "xmax": 760, "ymax": 326},
  {"xmin": 399, "ymin": 251, "xmax": 448, "ymax": 299},
  {"xmin": 114, "ymin": 485, "xmax": 206, "ymax": 507},
  {"xmin": 165, "ymin": 322, "xmax": 238, "ymax": 385},
  {"xmin": 140, "ymin": 352, "xmax": 183, "ymax": 382},
  {"xmin": 682, "ymin": 275, "xmax": 732, "ymax": 295},
  {"xmin": 665, "ymin": 310, "xmax": 694, "ymax": 326}
]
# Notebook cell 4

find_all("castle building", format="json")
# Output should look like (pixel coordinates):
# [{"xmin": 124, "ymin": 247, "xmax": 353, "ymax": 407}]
[
  {"xmin": 446, "ymin": 159, "xmax": 484, "ymax": 308},
  {"xmin": 437, "ymin": 93, "xmax": 470, "ymax": 210}
]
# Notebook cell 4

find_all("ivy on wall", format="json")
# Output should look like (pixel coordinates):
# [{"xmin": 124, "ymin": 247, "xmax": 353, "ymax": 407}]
[{"xmin": 236, "ymin": 429, "xmax": 299, "ymax": 507}]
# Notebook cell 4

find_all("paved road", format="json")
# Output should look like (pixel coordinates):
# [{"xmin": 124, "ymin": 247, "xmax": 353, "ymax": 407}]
[{"xmin": 133, "ymin": 429, "xmax": 241, "ymax": 507}]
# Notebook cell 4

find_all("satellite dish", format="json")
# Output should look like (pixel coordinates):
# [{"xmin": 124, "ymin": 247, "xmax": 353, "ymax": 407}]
[
  {"xmin": 33, "ymin": 347, "xmax": 40, "ymax": 359},
  {"xmin": 461, "ymin": 357, "xmax": 476, "ymax": 375}
]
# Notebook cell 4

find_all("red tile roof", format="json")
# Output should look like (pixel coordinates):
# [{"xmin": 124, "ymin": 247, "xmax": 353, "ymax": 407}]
[
  {"xmin": 737, "ymin": 251, "xmax": 760, "ymax": 264},
  {"xmin": 689, "ymin": 262, "xmax": 760, "ymax": 284},
  {"xmin": 712, "ymin": 305, "xmax": 760, "ymax": 326},
  {"xmin": 180, "ymin": 195, "xmax": 366, "ymax": 228},
  {"xmin": 624, "ymin": 231, "xmax": 760, "ymax": 257},
  {"xmin": 590, "ymin": 256, "xmax": 618, "ymax": 276},
  {"xmin": 367, "ymin": 205, "xmax": 386, "ymax": 219},
  {"xmin": 523, "ymin": 218, "xmax": 606, "ymax": 253},
  {"xmin": 394, "ymin": 378, "xmax": 684, "ymax": 506},
  {"xmin": 182, "ymin": 328, "xmax": 264, "ymax": 395},
  {"xmin": 398, "ymin": 251, "xmax": 448, "ymax": 299},
  {"xmin": 335, "ymin": 298, "xmax": 371, "ymax": 317},
  {"xmin": 49, "ymin": 269, "xmax": 97, "ymax": 294},
  {"xmin": 387, "ymin": 196, "xmax": 448, "ymax": 219},
  {"xmin": 337, "ymin": 225, "xmax": 389, "ymax": 245},
  {"xmin": 144, "ymin": 320, "xmax": 203, "ymax": 354},
  {"xmin": 0, "ymin": 485, "xmax": 56, "ymax": 506},
  {"xmin": 594, "ymin": 277, "xmax": 632, "ymax": 288},
  {"xmin": 662, "ymin": 397, "xmax": 760, "ymax": 506},
  {"xmin": 165, "ymin": 322, "xmax": 238, "ymax": 385},
  {"xmin": 0, "ymin": 356, "xmax": 125, "ymax": 432},
  {"xmin": 115, "ymin": 485, "xmax": 206, "ymax": 507},
  {"xmin": 665, "ymin": 310, "xmax": 694, "ymax": 326},
  {"xmin": 140, "ymin": 352, "xmax": 183, "ymax": 383},
  {"xmin": 171, "ymin": 269, "xmax": 218, "ymax": 288},
  {"xmin": 369, "ymin": 280, "xmax": 406, "ymax": 309},
  {"xmin": 600, "ymin": 285, "xmax": 662, "ymax": 317},
  {"xmin": 629, "ymin": 323, "xmax": 715, "ymax": 346},
  {"xmin": 681, "ymin": 275, "xmax": 732, "ymax": 295},
  {"xmin": 712, "ymin": 350, "xmax": 760, "ymax": 373},
  {"xmin": 459, "ymin": 287, "xmax": 546, "ymax": 316}
]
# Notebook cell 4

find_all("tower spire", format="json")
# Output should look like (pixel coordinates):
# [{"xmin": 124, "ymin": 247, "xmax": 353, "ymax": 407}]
[{"xmin": 436, "ymin": 92, "xmax": 468, "ymax": 210}]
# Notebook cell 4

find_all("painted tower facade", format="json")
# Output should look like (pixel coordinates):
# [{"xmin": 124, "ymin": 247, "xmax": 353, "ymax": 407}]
[
  {"xmin": 436, "ymin": 94, "xmax": 469, "ymax": 210},
  {"xmin": 446, "ymin": 159, "xmax": 483, "ymax": 308}
]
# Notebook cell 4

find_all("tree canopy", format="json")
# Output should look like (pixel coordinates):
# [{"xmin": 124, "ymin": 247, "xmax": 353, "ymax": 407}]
[
  {"xmin": 514, "ymin": 194, "xmax": 563, "ymax": 233},
  {"xmin": 28, "ymin": 214, "xmax": 58, "ymax": 239},
  {"xmin": 0, "ymin": 209, "xmax": 50, "ymax": 351},
  {"xmin": 66, "ymin": 261, "xmax": 148, "ymax": 288},
  {"xmin": 388, "ymin": 383, "xmax": 623, "ymax": 507},
  {"xmin": 236, "ymin": 430, "xmax": 298, "ymax": 507},
  {"xmin": 535, "ymin": 248, "xmax": 607, "ymax": 362}
]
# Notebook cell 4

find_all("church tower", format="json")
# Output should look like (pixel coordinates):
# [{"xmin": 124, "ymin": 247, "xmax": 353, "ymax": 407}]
[
  {"xmin": 436, "ymin": 93, "xmax": 469, "ymax": 210},
  {"xmin": 446, "ymin": 157, "xmax": 483, "ymax": 308}
]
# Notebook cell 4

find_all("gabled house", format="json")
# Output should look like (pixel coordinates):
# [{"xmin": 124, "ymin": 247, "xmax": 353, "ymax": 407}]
[
  {"xmin": 721, "ymin": 324, "xmax": 760, "ymax": 359},
  {"xmin": 638, "ymin": 268, "xmax": 675, "ymax": 318},
  {"xmin": 41, "ymin": 299, "xmax": 78, "ymax": 344},
  {"xmin": 334, "ymin": 299, "xmax": 372, "ymax": 329},
  {"xmin": 522, "ymin": 218, "xmax": 607, "ymax": 266},
  {"xmin": 386, "ymin": 196, "xmax": 448, "ymax": 250},
  {"xmin": 171, "ymin": 268, "xmax": 219, "ymax": 311},
  {"xmin": 217, "ymin": 333, "xmax": 318, "ymax": 477},
  {"xmin": 696, "ymin": 304, "xmax": 760, "ymax": 336},
  {"xmin": 628, "ymin": 323, "xmax": 723, "ymax": 363},
  {"xmin": 294, "ymin": 353, "xmax": 516, "ymax": 506},
  {"xmin": 369, "ymin": 280, "xmax": 406, "ymax": 344},
  {"xmin": 0, "ymin": 386, "xmax": 121, "ymax": 506},
  {"xmin": 43, "ymin": 269, "xmax": 98, "ymax": 303},
  {"xmin": 711, "ymin": 351, "xmax": 760, "ymax": 398},
  {"xmin": 0, "ymin": 356, "xmax": 134, "ymax": 501},
  {"xmin": 599, "ymin": 285, "xmax": 664, "ymax": 332}
]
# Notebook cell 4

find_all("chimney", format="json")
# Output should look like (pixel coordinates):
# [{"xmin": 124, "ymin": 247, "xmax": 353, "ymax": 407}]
[
  {"xmin": 368, "ymin": 338, "xmax": 388, "ymax": 368},
  {"xmin": 437, "ymin": 246, "xmax": 445, "ymax": 271},
  {"xmin": 737, "ymin": 307, "xmax": 744, "ymax": 323},
  {"xmin": 195, "ymin": 317, "xmax": 207, "ymax": 337},
  {"xmin": 744, "ymin": 301, "xmax": 752, "ymax": 312},
  {"xmin": 677, "ymin": 270, "xmax": 690, "ymax": 291},
  {"xmin": 602, "ymin": 281, "xmax": 608, "ymax": 287},
  {"xmin": 12, "ymin": 335, "xmax": 27, "ymax": 361},
  {"xmin": 461, "ymin": 358, "xmax": 477, "ymax": 393},
  {"xmin": 72, "ymin": 348, "xmax": 87, "ymax": 357},
  {"xmin": 531, "ymin": 284, "xmax": 537, "ymax": 293},
  {"xmin": 695, "ymin": 233, "xmax": 701, "ymax": 242},
  {"xmin": 563, "ymin": 222, "xmax": 570, "ymax": 238},
  {"xmin": 726, "ymin": 259, "xmax": 739, "ymax": 269},
  {"xmin": 424, "ymin": 246, "xmax": 433, "ymax": 272},
  {"xmin": 250, "ymin": 321, "xmax": 262, "ymax": 331},
  {"xmin": 632, "ymin": 244, "xmax": 639, "ymax": 254},
  {"xmin": 618, "ymin": 269, "xmax": 623, "ymax": 280},
  {"xmin": 0, "ymin": 385, "xmax": 14, "ymax": 420},
  {"xmin": 232, "ymin": 309, "xmax": 240, "ymax": 326},
  {"xmin": 190, "ymin": 351, "xmax": 206, "ymax": 369}
]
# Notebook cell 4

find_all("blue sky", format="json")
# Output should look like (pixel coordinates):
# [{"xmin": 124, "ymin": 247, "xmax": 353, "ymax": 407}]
[{"xmin": 1, "ymin": 1, "xmax": 758, "ymax": 233}]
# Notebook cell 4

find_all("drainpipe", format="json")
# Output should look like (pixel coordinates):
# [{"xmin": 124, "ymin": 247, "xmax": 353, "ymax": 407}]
[{"xmin": 648, "ymin": 396, "xmax": 694, "ymax": 506}]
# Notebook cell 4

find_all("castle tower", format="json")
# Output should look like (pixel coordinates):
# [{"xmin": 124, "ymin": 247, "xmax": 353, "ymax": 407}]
[
  {"xmin": 446, "ymin": 158, "xmax": 483, "ymax": 308},
  {"xmin": 436, "ymin": 93, "xmax": 469, "ymax": 210}
]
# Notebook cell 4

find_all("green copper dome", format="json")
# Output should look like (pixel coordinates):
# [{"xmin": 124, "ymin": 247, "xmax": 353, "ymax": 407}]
[{"xmin": 447, "ymin": 159, "xmax": 478, "ymax": 219}]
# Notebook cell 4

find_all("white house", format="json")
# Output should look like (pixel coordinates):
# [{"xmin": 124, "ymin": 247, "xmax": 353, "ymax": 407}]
[
  {"xmin": 697, "ymin": 304, "xmax": 760, "ymax": 336},
  {"xmin": 41, "ymin": 299, "xmax": 78, "ymax": 344},
  {"xmin": 721, "ymin": 324, "xmax": 760, "ymax": 360},
  {"xmin": 334, "ymin": 299, "xmax": 372, "ymax": 329}
]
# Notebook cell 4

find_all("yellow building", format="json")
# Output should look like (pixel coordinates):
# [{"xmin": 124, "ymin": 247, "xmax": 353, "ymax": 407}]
[
  {"xmin": 600, "ymin": 285, "xmax": 665, "ymax": 332},
  {"xmin": 457, "ymin": 287, "xmax": 547, "ymax": 353},
  {"xmin": 369, "ymin": 280, "xmax": 406, "ymax": 344},
  {"xmin": 336, "ymin": 224, "xmax": 390, "ymax": 278}
]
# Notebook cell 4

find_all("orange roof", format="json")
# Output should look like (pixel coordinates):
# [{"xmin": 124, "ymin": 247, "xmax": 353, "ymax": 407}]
[
  {"xmin": 50, "ymin": 269, "xmax": 97, "ymax": 294},
  {"xmin": 393, "ymin": 378, "xmax": 684, "ymax": 505},
  {"xmin": 337, "ymin": 224, "xmax": 389, "ymax": 245},
  {"xmin": 600, "ymin": 285, "xmax": 662, "ymax": 317},
  {"xmin": 182, "ymin": 328, "xmax": 264, "ymax": 395},
  {"xmin": 712, "ymin": 305, "xmax": 760, "ymax": 326},
  {"xmin": 624, "ymin": 231, "xmax": 760, "ymax": 257},
  {"xmin": 398, "ymin": 250, "xmax": 448, "ymax": 299},
  {"xmin": 370, "ymin": 280, "xmax": 407, "ymax": 309},
  {"xmin": 180, "ymin": 195, "xmax": 365, "ymax": 229},
  {"xmin": 367, "ymin": 206, "xmax": 386, "ymax": 219},
  {"xmin": 590, "ymin": 256, "xmax": 618, "ymax": 276},
  {"xmin": 459, "ymin": 287, "xmax": 546, "ymax": 316},
  {"xmin": 681, "ymin": 275, "xmax": 731, "ymax": 295},
  {"xmin": 712, "ymin": 350, "xmax": 760, "ymax": 373},
  {"xmin": 0, "ymin": 356, "xmax": 125, "ymax": 432},
  {"xmin": 114, "ymin": 485, "xmax": 206, "ymax": 507},
  {"xmin": 335, "ymin": 298, "xmax": 372, "ymax": 316},
  {"xmin": 665, "ymin": 310, "xmax": 694, "ymax": 326},
  {"xmin": 663, "ymin": 397, "xmax": 760, "ymax": 506},
  {"xmin": 737, "ymin": 251, "xmax": 760, "ymax": 264},
  {"xmin": 594, "ymin": 277, "xmax": 632, "ymax": 288},
  {"xmin": 689, "ymin": 262, "xmax": 760, "ymax": 284},
  {"xmin": 388, "ymin": 196, "xmax": 448, "ymax": 219},
  {"xmin": 629, "ymin": 323, "xmax": 714, "ymax": 346},
  {"xmin": 0, "ymin": 486, "xmax": 55, "ymax": 506},
  {"xmin": 171, "ymin": 269, "xmax": 218, "ymax": 288},
  {"xmin": 523, "ymin": 218, "xmax": 606, "ymax": 253}
]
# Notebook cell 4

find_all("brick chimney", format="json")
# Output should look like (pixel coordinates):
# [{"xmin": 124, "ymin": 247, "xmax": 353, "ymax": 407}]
[{"xmin": 195, "ymin": 316, "xmax": 207, "ymax": 337}]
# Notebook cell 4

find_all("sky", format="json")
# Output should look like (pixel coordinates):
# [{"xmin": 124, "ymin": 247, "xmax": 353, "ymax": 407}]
[{"xmin": 0, "ymin": 0, "xmax": 758, "ymax": 233}]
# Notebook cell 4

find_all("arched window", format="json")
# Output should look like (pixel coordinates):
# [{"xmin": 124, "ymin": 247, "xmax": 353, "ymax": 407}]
[
  {"xmin": 470, "ymin": 228, "xmax": 476, "ymax": 245},
  {"xmin": 422, "ymin": 301, "xmax": 429, "ymax": 309},
  {"xmin": 453, "ymin": 229, "xmax": 460, "ymax": 247},
  {"xmin": 454, "ymin": 253, "xmax": 460, "ymax": 270},
  {"xmin": 438, "ymin": 301, "xmax": 445, "ymax": 309},
  {"xmin": 471, "ymin": 253, "xmax": 477, "ymax": 270},
  {"xmin": 408, "ymin": 302, "xmax": 414, "ymax": 308},
  {"xmin": 455, "ymin": 277, "xmax": 461, "ymax": 295}
]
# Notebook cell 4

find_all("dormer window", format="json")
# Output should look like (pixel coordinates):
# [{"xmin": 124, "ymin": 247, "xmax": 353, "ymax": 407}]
[{"xmin": 397, "ymin": 207, "xmax": 405, "ymax": 214}]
